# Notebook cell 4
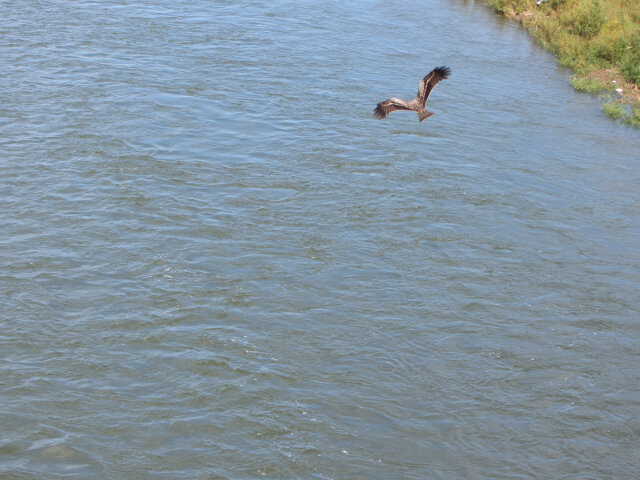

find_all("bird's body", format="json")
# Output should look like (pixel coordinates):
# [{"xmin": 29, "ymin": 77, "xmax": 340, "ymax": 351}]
[{"xmin": 374, "ymin": 66, "xmax": 450, "ymax": 122}]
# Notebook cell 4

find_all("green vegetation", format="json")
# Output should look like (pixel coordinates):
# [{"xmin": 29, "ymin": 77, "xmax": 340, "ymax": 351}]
[
  {"xmin": 486, "ymin": 0, "xmax": 640, "ymax": 127},
  {"xmin": 570, "ymin": 75, "xmax": 611, "ymax": 93},
  {"xmin": 603, "ymin": 100, "xmax": 625, "ymax": 119}
]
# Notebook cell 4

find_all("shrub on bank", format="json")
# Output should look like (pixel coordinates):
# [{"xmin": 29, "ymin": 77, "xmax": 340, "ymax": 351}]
[{"xmin": 485, "ymin": 0, "xmax": 640, "ymax": 126}]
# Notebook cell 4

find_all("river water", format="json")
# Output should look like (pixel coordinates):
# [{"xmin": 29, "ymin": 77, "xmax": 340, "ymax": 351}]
[{"xmin": 2, "ymin": 1, "xmax": 639, "ymax": 478}]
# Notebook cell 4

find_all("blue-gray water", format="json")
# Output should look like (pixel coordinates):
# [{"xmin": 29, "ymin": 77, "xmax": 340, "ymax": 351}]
[{"xmin": 2, "ymin": 1, "xmax": 640, "ymax": 478}]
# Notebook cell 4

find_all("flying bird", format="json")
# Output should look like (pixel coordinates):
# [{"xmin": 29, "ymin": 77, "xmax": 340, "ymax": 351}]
[{"xmin": 374, "ymin": 66, "xmax": 450, "ymax": 122}]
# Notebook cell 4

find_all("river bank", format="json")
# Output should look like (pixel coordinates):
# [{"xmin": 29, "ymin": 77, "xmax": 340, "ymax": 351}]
[{"xmin": 486, "ymin": 0, "xmax": 640, "ymax": 127}]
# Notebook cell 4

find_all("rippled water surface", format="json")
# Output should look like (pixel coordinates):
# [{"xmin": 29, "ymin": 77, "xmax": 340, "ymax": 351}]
[{"xmin": 2, "ymin": 1, "xmax": 640, "ymax": 478}]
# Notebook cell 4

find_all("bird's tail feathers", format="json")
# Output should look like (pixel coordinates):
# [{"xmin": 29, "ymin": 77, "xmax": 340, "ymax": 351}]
[{"xmin": 417, "ymin": 110, "xmax": 433, "ymax": 122}]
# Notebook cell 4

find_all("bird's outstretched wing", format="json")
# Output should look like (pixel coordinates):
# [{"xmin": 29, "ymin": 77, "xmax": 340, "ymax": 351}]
[
  {"xmin": 417, "ymin": 66, "xmax": 450, "ymax": 107},
  {"xmin": 373, "ymin": 97, "xmax": 413, "ymax": 119}
]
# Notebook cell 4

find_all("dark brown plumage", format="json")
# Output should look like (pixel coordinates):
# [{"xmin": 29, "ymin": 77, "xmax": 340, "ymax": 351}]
[{"xmin": 374, "ymin": 66, "xmax": 450, "ymax": 122}]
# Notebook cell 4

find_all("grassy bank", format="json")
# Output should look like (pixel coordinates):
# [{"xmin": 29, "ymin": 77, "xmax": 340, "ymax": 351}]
[{"xmin": 485, "ymin": 0, "xmax": 640, "ymax": 127}]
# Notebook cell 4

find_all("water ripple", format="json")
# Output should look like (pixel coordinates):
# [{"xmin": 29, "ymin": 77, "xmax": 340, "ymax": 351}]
[{"xmin": 2, "ymin": 0, "xmax": 640, "ymax": 478}]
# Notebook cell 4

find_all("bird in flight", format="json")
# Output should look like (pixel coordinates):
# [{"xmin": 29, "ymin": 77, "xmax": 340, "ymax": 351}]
[{"xmin": 374, "ymin": 66, "xmax": 450, "ymax": 122}]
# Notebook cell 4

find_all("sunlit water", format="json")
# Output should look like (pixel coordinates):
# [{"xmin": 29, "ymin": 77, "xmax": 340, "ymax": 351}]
[{"xmin": 2, "ymin": 1, "xmax": 640, "ymax": 478}]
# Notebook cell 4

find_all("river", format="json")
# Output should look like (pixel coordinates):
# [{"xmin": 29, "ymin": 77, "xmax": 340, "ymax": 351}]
[{"xmin": 1, "ymin": 1, "xmax": 639, "ymax": 478}]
